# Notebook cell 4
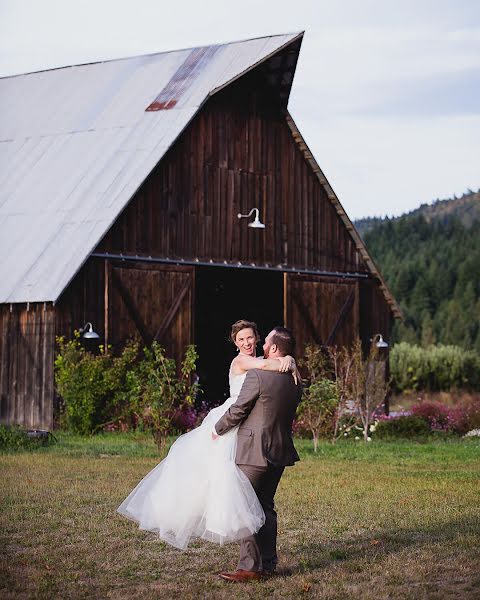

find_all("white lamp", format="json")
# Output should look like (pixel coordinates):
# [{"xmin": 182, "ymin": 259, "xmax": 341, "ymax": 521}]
[{"xmin": 237, "ymin": 208, "xmax": 265, "ymax": 229}]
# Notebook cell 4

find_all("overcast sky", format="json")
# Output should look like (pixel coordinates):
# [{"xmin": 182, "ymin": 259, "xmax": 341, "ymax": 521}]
[{"xmin": 1, "ymin": 0, "xmax": 479, "ymax": 219}]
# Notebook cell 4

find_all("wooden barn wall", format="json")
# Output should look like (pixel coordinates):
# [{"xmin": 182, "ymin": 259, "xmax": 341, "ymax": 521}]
[
  {"xmin": 55, "ymin": 258, "xmax": 194, "ymax": 363},
  {"xmin": 55, "ymin": 258, "xmax": 106, "ymax": 344},
  {"xmin": 359, "ymin": 280, "xmax": 393, "ymax": 351},
  {"xmin": 0, "ymin": 303, "xmax": 55, "ymax": 429},
  {"xmin": 96, "ymin": 71, "xmax": 369, "ymax": 277}
]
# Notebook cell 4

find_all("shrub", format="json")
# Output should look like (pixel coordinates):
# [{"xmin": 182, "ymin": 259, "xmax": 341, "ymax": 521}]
[
  {"xmin": 124, "ymin": 342, "xmax": 199, "ymax": 450},
  {"xmin": 411, "ymin": 401, "xmax": 456, "ymax": 432},
  {"xmin": 390, "ymin": 343, "xmax": 480, "ymax": 392},
  {"xmin": 297, "ymin": 378, "xmax": 339, "ymax": 451},
  {"xmin": 170, "ymin": 405, "xmax": 198, "ymax": 434},
  {"xmin": 448, "ymin": 396, "xmax": 480, "ymax": 435},
  {"xmin": 0, "ymin": 425, "xmax": 56, "ymax": 451},
  {"xmin": 55, "ymin": 335, "xmax": 139, "ymax": 435},
  {"xmin": 375, "ymin": 416, "xmax": 431, "ymax": 438}
]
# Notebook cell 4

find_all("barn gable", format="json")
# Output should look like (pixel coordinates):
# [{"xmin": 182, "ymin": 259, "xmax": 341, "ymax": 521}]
[{"xmin": 0, "ymin": 33, "xmax": 302, "ymax": 304}]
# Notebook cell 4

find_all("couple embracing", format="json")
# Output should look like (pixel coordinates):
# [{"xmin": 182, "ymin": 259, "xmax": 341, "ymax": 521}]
[{"xmin": 118, "ymin": 319, "xmax": 302, "ymax": 582}]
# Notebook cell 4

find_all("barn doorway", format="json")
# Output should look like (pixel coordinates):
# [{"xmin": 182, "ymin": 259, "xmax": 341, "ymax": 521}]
[{"xmin": 195, "ymin": 267, "xmax": 283, "ymax": 407}]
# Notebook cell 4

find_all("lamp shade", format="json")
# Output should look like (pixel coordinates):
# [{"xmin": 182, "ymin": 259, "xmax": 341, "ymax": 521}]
[
  {"xmin": 82, "ymin": 322, "xmax": 100, "ymax": 339},
  {"xmin": 238, "ymin": 208, "xmax": 265, "ymax": 229}
]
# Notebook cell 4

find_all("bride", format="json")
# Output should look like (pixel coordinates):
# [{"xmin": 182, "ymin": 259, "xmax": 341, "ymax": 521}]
[{"xmin": 117, "ymin": 319, "xmax": 296, "ymax": 550}]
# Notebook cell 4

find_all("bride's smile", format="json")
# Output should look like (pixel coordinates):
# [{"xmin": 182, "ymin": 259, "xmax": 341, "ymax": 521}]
[{"xmin": 234, "ymin": 329, "xmax": 257, "ymax": 356}]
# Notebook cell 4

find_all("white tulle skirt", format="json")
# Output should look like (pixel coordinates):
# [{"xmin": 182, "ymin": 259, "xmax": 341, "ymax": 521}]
[{"xmin": 117, "ymin": 400, "xmax": 265, "ymax": 550}]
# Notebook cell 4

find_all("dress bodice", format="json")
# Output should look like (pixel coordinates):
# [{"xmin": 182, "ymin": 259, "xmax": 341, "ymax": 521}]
[{"xmin": 229, "ymin": 366, "xmax": 246, "ymax": 398}]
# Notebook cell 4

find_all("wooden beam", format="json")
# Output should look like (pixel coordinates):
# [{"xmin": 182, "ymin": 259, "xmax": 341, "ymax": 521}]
[
  {"xmin": 154, "ymin": 275, "xmax": 191, "ymax": 344},
  {"xmin": 325, "ymin": 289, "xmax": 355, "ymax": 346},
  {"xmin": 110, "ymin": 268, "xmax": 150, "ymax": 346}
]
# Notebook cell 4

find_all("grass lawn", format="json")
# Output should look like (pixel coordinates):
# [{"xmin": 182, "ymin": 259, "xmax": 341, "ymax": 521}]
[{"xmin": 1, "ymin": 432, "xmax": 480, "ymax": 599}]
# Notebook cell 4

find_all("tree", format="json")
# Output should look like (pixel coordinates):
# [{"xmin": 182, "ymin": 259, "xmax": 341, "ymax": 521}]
[
  {"xmin": 128, "ymin": 343, "xmax": 199, "ymax": 451},
  {"xmin": 331, "ymin": 340, "xmax": 389, "ymax": 442},
  {"xmin": 297, "ymin": 379, "xmax": 338, "ymax": 452}
]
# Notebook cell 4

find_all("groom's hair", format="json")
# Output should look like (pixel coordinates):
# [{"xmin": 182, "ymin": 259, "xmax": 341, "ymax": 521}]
[{"xmin": 271, "ymin": 326, "xmax": 295, "ymax": 356}]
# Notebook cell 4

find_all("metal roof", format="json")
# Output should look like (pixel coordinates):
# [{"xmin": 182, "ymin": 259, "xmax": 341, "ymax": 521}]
[{"xmin": 0, "ymin": 32, "xmax": 303, "ymax": 303}]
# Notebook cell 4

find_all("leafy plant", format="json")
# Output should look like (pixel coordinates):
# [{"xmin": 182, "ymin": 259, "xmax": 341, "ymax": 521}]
[
  {"xmin": 297, "ymin": 379, "xmax": 338, "ymax": 452},
  {"xmin": 0, "ymin": 425, "xmax": 56, "ymax": 451},
  {"xmin": 55, "ymin": 334, "xmax": 139, "ymax": 435},
  {"xmin": 124, "ymin": 342, "xmax": 199, "ymax": 451},
  {"xmin": 374, "ymin": 415, "xmax": 431, "ymax": 438},
  {"xmin": 390, "ymin": 343, "xmax": 480, "ymax": 392}
]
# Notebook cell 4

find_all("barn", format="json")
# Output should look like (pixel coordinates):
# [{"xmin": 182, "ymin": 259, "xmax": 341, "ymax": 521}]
[{"xmin": 0, "ymin": 32, "xmax": 401, "ymax": 429}]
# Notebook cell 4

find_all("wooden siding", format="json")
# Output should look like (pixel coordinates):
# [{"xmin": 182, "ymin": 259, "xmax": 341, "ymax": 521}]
[
  {"xmin": 55, "ymin": 259, "xmax": 194, "ymax": 363},
  {"xmin": 0, "ymin": 303, "xmax": 55, "ymax": 429},
  {"xmin": 359, "ymin": 280, "xmax": 393, "ymax": 351},
  {"xmin": 285, "ymin": 274, "xmax": 360, "ymax": 356},
  {"xmin": 97, "ymin": 70, "xmax": 367, "ymax": 276}
]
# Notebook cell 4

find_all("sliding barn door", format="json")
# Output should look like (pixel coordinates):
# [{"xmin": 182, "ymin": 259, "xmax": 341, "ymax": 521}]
[
  {"xmin": 285, "ymin": 274, "xmax": 359, "ymax": 356},
  {"xmin": 106, "ymin": 262, "xmax": 194, "ymax": 363}
]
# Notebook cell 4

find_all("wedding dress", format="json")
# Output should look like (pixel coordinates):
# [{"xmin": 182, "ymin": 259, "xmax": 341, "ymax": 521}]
[{"xmin": 117, "ymin": 366, "xmax": 265, "ymax": 550}]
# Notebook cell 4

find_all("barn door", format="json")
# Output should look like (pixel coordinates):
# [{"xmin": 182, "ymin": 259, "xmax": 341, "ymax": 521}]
[
  {"xmin": 285, "ymin": 274, "xmax": 359, "ymax": 357},
  {"xmin": 106, "ymin": 262, "xmax": 194, "ymax": 363}
]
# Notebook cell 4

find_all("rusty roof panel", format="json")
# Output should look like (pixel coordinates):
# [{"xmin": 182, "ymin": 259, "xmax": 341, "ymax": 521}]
[{"xmin": 146, "ymin": 45, "xmax": 221, "ymax": 111}]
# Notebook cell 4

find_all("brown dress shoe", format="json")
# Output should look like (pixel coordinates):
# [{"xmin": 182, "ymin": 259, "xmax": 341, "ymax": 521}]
[{"xmin": 219, "ymin": 569, "xmax": 265, "ymax": 582}]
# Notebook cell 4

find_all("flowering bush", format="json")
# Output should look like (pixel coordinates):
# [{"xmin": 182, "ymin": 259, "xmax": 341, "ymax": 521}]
[
  {"xmin": 449, "ymin": 396, "xmax": 480, "ymax": 435},
  {"xmin": 170, "ymin": 405, "xmax": 198, "ymax": 433},
  {"xmin": 411, "ymin": 401, "xmax": 456, "ymax": 432}
]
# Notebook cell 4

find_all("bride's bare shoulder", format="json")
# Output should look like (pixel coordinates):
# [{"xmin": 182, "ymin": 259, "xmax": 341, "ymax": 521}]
[{"xmin": 230, "ymin": 356, "xmax": 244, "ymax": 376}]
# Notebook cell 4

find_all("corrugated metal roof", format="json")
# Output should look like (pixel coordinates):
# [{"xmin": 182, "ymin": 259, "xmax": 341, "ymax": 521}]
[{"xmin": 0, "ymin": 32, "xmax": 303, "ymax": 303}]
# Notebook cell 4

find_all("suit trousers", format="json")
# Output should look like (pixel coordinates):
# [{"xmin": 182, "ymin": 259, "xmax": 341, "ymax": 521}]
[{"xmin": 237, "ymin": 463, "xmax": 285, "ymax": 573}]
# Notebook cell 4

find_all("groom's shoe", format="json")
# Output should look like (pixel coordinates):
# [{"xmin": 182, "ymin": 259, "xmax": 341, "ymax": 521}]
[{"xmin": 219, "ymin": 569, "xmax": 266, "ymax": 582}]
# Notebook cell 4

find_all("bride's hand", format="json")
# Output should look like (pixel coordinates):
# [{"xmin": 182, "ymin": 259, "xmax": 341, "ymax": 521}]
[
  {"xmin": 292, "ymin": 366, "xmax": 301, "ymax": 385},
  {"xmin": 278, "ymin": 355, "xmax": 295, "ymax": 372}
]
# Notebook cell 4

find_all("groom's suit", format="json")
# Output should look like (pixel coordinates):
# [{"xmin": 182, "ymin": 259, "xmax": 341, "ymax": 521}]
[{"xmin": 215, "ymin": 369, "xmax": 302, "ymax": 573}]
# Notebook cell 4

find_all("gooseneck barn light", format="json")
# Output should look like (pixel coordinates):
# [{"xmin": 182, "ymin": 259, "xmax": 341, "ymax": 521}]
[
  {"xmin": 371, "ymin": 333, "xmax": 389, "ymax": 348},
  {"xmin": 80, "ymin": 322, "xmax": 100, "ymax": 339},
  {"xmin": 237, "ymin": 208, "xmax": 265, "ymax": 229}
]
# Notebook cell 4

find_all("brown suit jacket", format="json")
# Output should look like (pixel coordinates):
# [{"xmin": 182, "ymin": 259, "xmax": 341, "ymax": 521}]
[{"xmin": 214, "ymin": 369, "xmax": 302, "ymax": 467}]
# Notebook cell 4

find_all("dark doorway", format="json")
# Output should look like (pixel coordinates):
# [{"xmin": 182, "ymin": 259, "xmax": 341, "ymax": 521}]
[{"xmin": 195, "ymin": 267, "xmax": 283, "ymax": 407}]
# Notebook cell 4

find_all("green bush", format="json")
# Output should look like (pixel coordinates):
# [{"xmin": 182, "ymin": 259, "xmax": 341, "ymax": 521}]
[
  {"xmin": 375, "ymin": 416, "xmax": 431, "ymax": 438},
  {"xmin": 123, "ymin": 342, "xmax": 199, "ymax": 450},
  {"xmin": 297, "ymin": 378, "xmax": 339, "ymax": 451},
  {"xmin": 55, "ymin": 335, "xmax": 199, "ymax": 448},
  {"xmin": 390, "ymin": 343, "xmax": 480, "ymax": 392},
  {"xmin": 0, "ymin": 425, "xmax": 56, "ymax": 451},
  {"xmin": 55, "ymin": 335, "xmax": 139, "ymax": 435}
]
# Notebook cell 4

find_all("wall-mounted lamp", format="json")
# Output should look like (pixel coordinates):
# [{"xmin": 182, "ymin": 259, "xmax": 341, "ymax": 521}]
[
  {"xmin": 237, "ymin": 208, "xmax": 265, "ymax": 229},
  {"xmin": 80, "ymin": 322, "xmax": 100, "ymax": 339},
  {"xmin": 371, "ymin": 333, "xmax": 389, "ymax": 348}
]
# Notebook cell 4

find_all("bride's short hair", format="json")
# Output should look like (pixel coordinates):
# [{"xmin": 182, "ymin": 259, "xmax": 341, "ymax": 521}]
[{"xmin": 230, "ymin": 319, "xmax": 260, "ymax": 344}]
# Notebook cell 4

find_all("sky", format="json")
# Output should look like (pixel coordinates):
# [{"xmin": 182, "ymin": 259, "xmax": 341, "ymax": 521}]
[{"xmin": 0, "ymin": 0, "xmax": 479, "ymax": 219}]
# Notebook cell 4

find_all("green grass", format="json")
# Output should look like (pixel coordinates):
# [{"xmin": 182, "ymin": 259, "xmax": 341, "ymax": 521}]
[{"xmin": 1, "ymin": 433, "xmax": 480, "ymax": 599}]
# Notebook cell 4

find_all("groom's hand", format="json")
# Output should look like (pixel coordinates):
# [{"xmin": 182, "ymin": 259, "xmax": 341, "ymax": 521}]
[{"xmin": 211, "ymin": 431, "xmax": 219, "ymax": 440}]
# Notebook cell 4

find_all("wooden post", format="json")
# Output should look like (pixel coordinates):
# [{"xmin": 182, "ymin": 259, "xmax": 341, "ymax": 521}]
[{"xmin": 104, "ymin": 260, "xmax": 109, "ymax": 351}]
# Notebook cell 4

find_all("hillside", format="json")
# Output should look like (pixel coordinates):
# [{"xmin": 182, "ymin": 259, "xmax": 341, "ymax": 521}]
[
  {"xmin": 356, "ymin": 191, "xmax": 480, "ymax": 351},
  {"xmin": 355, "ymin": 189, "xmax": 480, "ymax": 237}
]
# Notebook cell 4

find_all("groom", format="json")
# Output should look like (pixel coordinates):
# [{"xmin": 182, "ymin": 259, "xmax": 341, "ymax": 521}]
[{"xmin": 212, "ymin": 326, "xmax": 302, "ymax": 582}]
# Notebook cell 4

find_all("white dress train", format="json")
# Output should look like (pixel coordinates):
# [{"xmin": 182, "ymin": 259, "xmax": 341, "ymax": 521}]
[{"xmin": 117, "ymin": 367, "xmax": 265, "ymax": 550}]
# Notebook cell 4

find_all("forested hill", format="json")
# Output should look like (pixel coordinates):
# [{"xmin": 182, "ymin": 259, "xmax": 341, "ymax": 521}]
[
  {"xmin": 354, "ymin": 190, "xmax": 480, "ymax": 351},
  {"xmin": 355, "ymin": 189, "xmax": 480, "ymax": 237}
]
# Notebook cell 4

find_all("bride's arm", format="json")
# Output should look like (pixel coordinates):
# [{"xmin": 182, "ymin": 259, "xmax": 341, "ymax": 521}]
[{"xmin": 232, "ymin": 354, "xmax": 295, "ymax": 374}]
